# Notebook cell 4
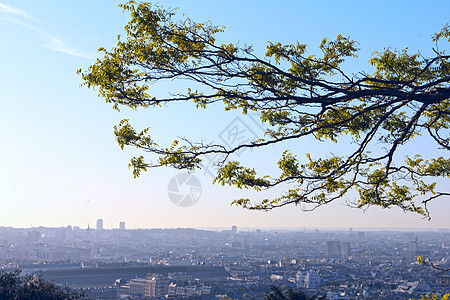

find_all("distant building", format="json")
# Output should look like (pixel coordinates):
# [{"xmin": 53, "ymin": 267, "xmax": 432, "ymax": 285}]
[
  {"xmin": 408, "ymin": 241, "xmax": 418, "ymax": 253},
  {"xmin": 129, "ymin": 274, "xmax": 170, "ymax": 298},
  {"xmin": 232, "ymin": 226, "xmax": 237, "ymax": 235},
  {"xmin": 327, "ymin": 240, "xmax": 341, "ymax": 257},
  {"xmin": 168, "ymin": 272, "xmax": 193, "ymax": 282},
  {"xmin": 96, "ymin": 219, "xmax": 103, "ymax": 231},
  {"xmin": 296, "ymin": 270, "xmax": 321, "ymax": 289},
  {"xmin": 305, "ymin": 270, "xmax": 321, "ymax": 289},
  {"xmin": 270, "ymin": 274, "xmax": 284, "ymax": 281},
  {"xmin": 435, "ymin": 270, "xmax": 450, "ymax": 286},
  {"xmin": 395, "ymin": 281, "xmax": 431, "ymax": 294},
  {"xmin": 146, "ymin": 274, "xmax": 171, "ymax": 298},
  {"xmin": 341, "ymin": 242, "xmax": 351, "ymax": 257},
  {"xmin": 168, "ymin": 282, "xmax": 211, "ymax": 297},
  {"xmin": 296, "ymin": 271, "xmax": 306, "ymax": 288},
  {"xmin": 129, "ymin": 278, "xmax": 147, "ymax": 297},
  {"xmin": 116, "ymin": 283, "xmax": 130, "ymax": 298},
  {"xmin": 119, "ymin": 222, "xmax": 125, "ymax": 230}
]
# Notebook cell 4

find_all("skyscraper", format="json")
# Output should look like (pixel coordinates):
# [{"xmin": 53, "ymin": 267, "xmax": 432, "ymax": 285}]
[
  {"xmin": 96, "ymin": 219, "xmax": 104, "ymax": 231},
  {"xmin": 120, "ymin": 221, "xmax": 126, "ymax": 230},
  {"xmin": 326, "ymin": 240, "xmax": 341, "ymax": 257},
  {"xmin": 341, "ymin": 242, "xmax": 351, "ymax": 257}
]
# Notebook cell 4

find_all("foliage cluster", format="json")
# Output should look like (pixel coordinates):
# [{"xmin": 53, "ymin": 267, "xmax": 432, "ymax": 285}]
[
  {"xmin": 79, "ymin": 1, "xmax": 450, "ymax": 217},
  {"xmin": 0, "ymin": 270, "xmax": 85, "ymax": 300}
]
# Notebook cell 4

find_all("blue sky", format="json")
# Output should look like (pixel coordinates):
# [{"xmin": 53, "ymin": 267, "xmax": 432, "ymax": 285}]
[{"xmin": 0, "ymin": 0, "xmax": 449, "ymax": 229}]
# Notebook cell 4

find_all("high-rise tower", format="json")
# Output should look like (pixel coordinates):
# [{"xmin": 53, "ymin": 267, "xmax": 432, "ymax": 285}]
[{"xmin": 96, "ymin": 219, "xmax": 104, "ymax": 231}]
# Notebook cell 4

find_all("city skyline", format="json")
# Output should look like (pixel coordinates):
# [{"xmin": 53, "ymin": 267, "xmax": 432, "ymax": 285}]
[
  {"xmin": 0, "ymin": 225, "xmax": 448, "ymax": 298},
  {"xmin": 1, "ymin": 0, "xmax": 449, "ymax": 229}
]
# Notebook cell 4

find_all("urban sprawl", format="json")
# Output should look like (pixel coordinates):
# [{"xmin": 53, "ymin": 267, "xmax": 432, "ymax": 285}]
[{"xmin": 0, "ymin": 224, "xmax": 449, "ymax": 299}]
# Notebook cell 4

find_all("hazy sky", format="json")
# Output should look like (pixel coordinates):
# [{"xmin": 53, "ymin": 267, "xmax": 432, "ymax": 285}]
[{"xmin": 1, "ymin": 0, "xmax": 449, "ymax": 230}]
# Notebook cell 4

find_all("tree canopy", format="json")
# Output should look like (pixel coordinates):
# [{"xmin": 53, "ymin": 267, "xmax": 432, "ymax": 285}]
[
  {"xmin": 0, "ymin": 270, "xmax": 86, "ymax": 300},
  {"xmin": 265, "ymin": 286, "xmax": 324, "ymax": 300},
  {"xmin": 79, "ymin": 1, "xmax": 450, "ymax": 218}
]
